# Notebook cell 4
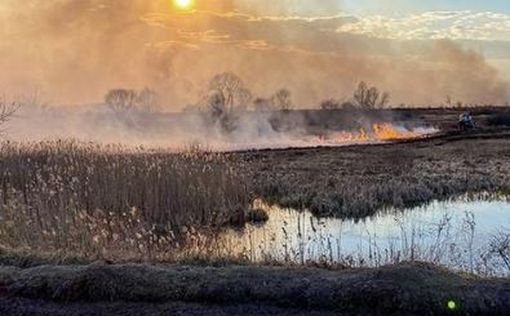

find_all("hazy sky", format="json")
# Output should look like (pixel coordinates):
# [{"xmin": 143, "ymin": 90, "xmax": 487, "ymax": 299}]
[
  {"xmin": 342, "ymin": 0, "xmax": 510, "ymax": 14},
  {"xmin": 0, "ymin": 0, "xmax": 509, "ymax": 107}
]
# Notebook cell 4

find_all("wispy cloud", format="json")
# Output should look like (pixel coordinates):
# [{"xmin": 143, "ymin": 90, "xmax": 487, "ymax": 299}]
[{"xmin": 338, "ymin": 11, "xmax": 510, "ymax": 41}]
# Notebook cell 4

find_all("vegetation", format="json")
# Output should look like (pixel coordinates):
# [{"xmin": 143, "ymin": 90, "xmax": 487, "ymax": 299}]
[
  {"xmin": 246, "ymin": 208, "xmax": 269, "ymax": 224},
  {"xmin": 271, "ymin": 88, "xmax": 293, "ymax": 111},
  {"xmin": 353, "ymin": 81, "xmax": 390, "ymax": 109},
  {"xmin": 104, "ymin": 88, "xmax": 160, "ymax": 114},
  {"xmin": 318, "ymin": 81, "xmax": 390, "ymax": 110},
  {"xmin": 240, "ymin": 130, "xmax": 510, "ymax": 219},
  {"xmin": 1, "ymin": 259, "xmax": 509, "ymax": 315},
  {"xmin": 319, "ymin": 98, "xmax": 341, "ymax": 110},
  {"xmin": 0, "ymin": 130, "xmax": 509, "ymax": 268},
  {"xmin": 0, "ymin": 141, "xmax": 249, "ymax": 260},
  {"xmin": 0, "ymin": 99, "xmax": 20, "ymax": 135}
]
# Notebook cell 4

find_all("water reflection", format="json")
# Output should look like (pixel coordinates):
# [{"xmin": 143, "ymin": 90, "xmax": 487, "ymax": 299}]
[{"xmin": 218, "ymin": 197, "xmax": 510, "ymax": 275}]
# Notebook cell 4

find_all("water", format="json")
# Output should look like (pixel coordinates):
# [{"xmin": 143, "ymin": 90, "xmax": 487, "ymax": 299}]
[{"xmin": 217, "ymin": 197, "xmax": 510, "ymax": 275}]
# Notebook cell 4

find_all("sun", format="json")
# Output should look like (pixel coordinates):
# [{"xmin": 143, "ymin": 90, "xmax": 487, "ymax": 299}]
[{"xmin": 174, "ymin": 0, "xmax": 193, "ymax": 10}]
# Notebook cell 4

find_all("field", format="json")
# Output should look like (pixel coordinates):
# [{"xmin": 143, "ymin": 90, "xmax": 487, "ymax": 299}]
[
  {"xmin": 240, "ymin": 129, "xmax": 510, "ymax": 218},
  {"xmin": 1, "ymin": 108, "xmax": 510, "ymax": 315}
]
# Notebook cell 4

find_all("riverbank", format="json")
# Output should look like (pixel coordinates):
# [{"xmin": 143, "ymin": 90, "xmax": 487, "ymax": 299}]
[{"xmin": 0, "ymin": 257, "xmax": 509, "ymax": 316}]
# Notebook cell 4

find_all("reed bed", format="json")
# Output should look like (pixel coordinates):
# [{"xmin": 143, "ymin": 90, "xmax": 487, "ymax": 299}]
[{"xmin": 0, "ymin": 141, "xmax": 249, "ymax": 259}]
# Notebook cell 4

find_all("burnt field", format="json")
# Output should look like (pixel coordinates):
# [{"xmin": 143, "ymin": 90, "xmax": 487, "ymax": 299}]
[{"xmin": 235, "ymin": 107, "xmax": 510, "ymax": 218}]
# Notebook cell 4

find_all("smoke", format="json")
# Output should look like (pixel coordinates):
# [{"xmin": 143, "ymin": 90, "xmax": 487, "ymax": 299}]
[
  {"xmin": 6, "ymin": 104, "xmax": 436, "ymax": 151},
  {"xmin": 0, "ymin": 0, "xmax": 508, "ymax": 108}
]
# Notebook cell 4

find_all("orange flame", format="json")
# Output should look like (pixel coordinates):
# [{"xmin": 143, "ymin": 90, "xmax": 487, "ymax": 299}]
[
  {"xmin": 318, "ymin": 123, "xmax": 423, "ymax": 145},
  {"xmin": 372, "ymin": 123, "xmax": 419, "ymax": 141}
]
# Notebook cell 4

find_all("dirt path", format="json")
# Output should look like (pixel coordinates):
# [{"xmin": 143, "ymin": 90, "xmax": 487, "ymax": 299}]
[{"xmin": 0, "ymin": 261, "xmax": 509, "ymax": 315}]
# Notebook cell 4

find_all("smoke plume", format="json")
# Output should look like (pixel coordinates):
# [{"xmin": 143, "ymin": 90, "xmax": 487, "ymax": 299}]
[{"xmin": 0, "ymin": 0, "xmax": 508, "ymax": 108}]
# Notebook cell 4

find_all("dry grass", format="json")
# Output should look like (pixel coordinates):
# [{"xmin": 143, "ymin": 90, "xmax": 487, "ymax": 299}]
[
  {"xmin": 1, "ymin": 259, "xmax": 510, "ymax": 315},
  {"xmin": 239, "ymin": 135, "xmax": 510, "ymax": 218},
  {"xmin": 0, "ymin": 133, "xmax": 509, "ymax": 269},
  {"xmin": 0, "ymin": 141, "xmax": 249, "ymax": 260}
]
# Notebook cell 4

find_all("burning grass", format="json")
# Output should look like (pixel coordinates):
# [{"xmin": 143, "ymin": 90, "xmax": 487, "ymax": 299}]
[{"xmin": 317, "ymin": 123, "xmax": 431, "ymax": 145}]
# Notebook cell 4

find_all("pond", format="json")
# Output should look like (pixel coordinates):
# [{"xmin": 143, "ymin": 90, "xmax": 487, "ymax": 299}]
[{"xmin": 216, "ymin": 196, "xmax": 510, "ymax": 276}]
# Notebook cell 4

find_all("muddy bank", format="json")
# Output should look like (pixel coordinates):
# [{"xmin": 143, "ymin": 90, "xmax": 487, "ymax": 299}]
[
  {"xmin": 0, "ymin": 261, "xmax": 509, "ymax": 315},
  {"xmin": 238, "ymin": 129, "xmax": 510, "ymax": 218}
]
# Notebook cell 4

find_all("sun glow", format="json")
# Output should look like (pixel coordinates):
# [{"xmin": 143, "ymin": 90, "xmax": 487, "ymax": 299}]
[{"xmin": 174, "ymin": 0, "xmax": 193, "ymax": 10}]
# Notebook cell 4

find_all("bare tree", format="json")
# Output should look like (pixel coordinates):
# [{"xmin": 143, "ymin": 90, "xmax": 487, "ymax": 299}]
[
  {"xmin": 0, "ymin": 100, "xmax": 20, "ymax": 134},
  {"xmin": 209, "ymin": 72, "xmax": 248, "ymax": 113},
  {"xmin": 104, "ymin": 89, "xmax": 138, "ymax": 114},
  {"xmin": 272, "ymin": 88, "xmax": 293, "ymax": 111},
  {"xmin": 236, "ymin": 88, "xmax": 253, "ymax": 111},
  {"xmin": 353, "ymin": 81, "xmax": 390, "ymax": 109},
  {"xmin": 137, "ymin": 88, "xmax": 160, "ymax": 113},
  {"xmin": 379, "ymin": 92, "xmax": 390, "ymax": 108},
  {"xmin": 207, "ymin": 90, "xmax": 227, "ymax": 119}
]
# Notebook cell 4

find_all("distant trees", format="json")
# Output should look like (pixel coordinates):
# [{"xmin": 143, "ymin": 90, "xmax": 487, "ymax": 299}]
[
  {"xmin": 200, "ymin": 72, "xmax": 296, "ymax": 115},
  {"xmin": 201, "ymin": 73, "xmax": 296, "ymax": 132},
  {"xmin": 208, "ymin": 72, "xmax": 252, "ymax": 114},
  {"xmin": 320, "ymin": 99, "xmax": 340, "ymax": 110},
  {"xmin": 353, "ymin": 81, "xmax": 390, "ymax": 109},
  {"xmin": 205, "ymin": 72, "xmax": 253, "ymax": 132},
  {"xmin": 253, "ymin": 89, "xmax": 294, "ymax": 112},
  {"xmin": 319, "ymin": 82, "xmax": 390, "ymax": 111},
  {"xmin": 105, "ymin": 89, "xmax": 138, "ymax": 114},
  {"xmin": 104, "ymin": 88, "xmax": 160, "ymax": 114},
  {"xmin": 0, "ymin": 100, "xmax": 20, "ymax": 135},
  {"xmin": 271, "ymin": 88, "xmax": 293, "ymax": 111},
  {"xmin": 137, "ymin": 88, "xmax": 160, "ymax": 113}
]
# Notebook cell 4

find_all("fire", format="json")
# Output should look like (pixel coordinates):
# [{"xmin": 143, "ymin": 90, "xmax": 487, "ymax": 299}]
[
  {"xmin": 372, "ymin": 123, "xmax": 419, "ymax": 141},
  {"xmin": 317, "ymin": 123, "xmax": 427, "ymax": 145}
]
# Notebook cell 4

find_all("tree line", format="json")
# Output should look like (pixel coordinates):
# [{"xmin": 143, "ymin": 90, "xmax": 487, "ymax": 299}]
[{"xmin": 320, "ymin": 81, "xmax": 390, "ymax": 110}]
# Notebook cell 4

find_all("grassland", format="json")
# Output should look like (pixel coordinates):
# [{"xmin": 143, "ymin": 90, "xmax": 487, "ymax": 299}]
[
  {"xmin": 1, "ymin": 109, "xmax": 510, "ymax": 315},
  {"xmin": 0, "ymin": 141, "xmax": 249, "ymax": 261},
  {"xmin": 239, "ymin": 129, "xmax": 510, "ymax": 218}
]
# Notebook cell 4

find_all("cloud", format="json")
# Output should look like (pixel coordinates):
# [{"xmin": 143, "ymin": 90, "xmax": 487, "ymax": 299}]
[{"xmin": 337, "ymin": 10, "xmax": 510, "ymax": 41}]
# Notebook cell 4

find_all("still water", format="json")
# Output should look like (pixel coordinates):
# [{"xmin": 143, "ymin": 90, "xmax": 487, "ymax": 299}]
[{"xmin": 218, "ymin": 197, "xmax": 510, "ymax": 275}]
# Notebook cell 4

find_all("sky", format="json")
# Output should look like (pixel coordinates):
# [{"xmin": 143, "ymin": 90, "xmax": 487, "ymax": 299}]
[
  {"xmin": 341, "ymin": 0, "xmax": 510, "ymax": 14},
  {"xmin": 0, "ymin": 0, "xmax": 509, "ymax": 108}
]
